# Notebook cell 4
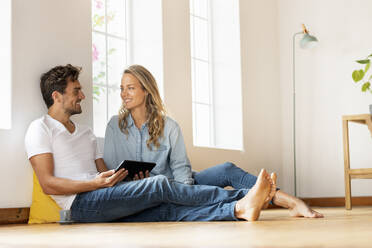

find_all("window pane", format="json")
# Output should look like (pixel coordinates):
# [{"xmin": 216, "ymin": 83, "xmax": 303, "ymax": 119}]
[
  {"xmin": 194, "ymin": 60, "xmax": 210, "ymax": 104},
  {"xmin": 190, "ymin": 16, "xmax": 195, "ymax": 58},
  {"xmin": 92, "ymin": 32, "xmax": 106, "ymax": 86},
  {"xmin": 189, "ymin": 0, "xmax": 195, "ymax": 15},
  {"xmin": 192, "ymin": 101, "xmax": 197, "ymax": 146},
  {"xmin": 92, "ymin": 0, "xmax": 106, "ymax": 33},
  {"xmin": 194, "ymin": 0, "xmax": 208, "ymax": 18},
  {"xmin": 107, "ymin": 88, "xmax": 122, "ymax": 119},
  {"xmin": 107, "ymin": 37, "xmax": 126, "ymax": 87},
  {"xmin": 194, "ymin": 103, "xmax": 211, "ymax": 147},
  {"xmin": 107, "ymin": 0, "xmax": 126, "ymax": 38},
  {"xmin": 93, "ymin": 85, "xmax": 107, "ymax": 137},
  {"xmin": 191, "ymin": 60, "xmax": 196, "ymax": 101},
  {"xmin": 193, "ymin": 17, "xmax": 209, "ymax": 61}
]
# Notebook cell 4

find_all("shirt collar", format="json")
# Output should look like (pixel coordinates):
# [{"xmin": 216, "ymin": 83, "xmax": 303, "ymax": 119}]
[
  {"xmin": 127, "ymin": 113, "xmax": 148, "ymax": 130},
  {"xmin": 127, "ymin": 113, "xmax": 135, "ymax": 128}
]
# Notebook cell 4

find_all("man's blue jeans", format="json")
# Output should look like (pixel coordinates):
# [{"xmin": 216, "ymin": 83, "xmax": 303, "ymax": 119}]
[{"xmin": 70, "ymin": 175, "xmax": 248, "ymax": 222}]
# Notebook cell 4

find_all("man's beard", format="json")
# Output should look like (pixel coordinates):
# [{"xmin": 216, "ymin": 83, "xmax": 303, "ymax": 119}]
[{"xmin": 65, "ymin": 107, "xmax": 82, "ymax": 115}]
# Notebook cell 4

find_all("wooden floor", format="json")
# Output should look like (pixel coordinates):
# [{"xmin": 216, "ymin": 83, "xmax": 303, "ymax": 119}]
[{"xmin": 1, "ymin": 207, "xmax": 372, "ymax": 248}]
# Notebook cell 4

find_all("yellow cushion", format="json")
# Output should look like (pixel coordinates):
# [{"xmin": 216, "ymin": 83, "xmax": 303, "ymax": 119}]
[{"xmin": 28, "ymin": 172, "xmax": 61, "ymax": 224}]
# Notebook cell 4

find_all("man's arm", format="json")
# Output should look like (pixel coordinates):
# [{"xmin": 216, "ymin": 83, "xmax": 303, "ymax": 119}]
[{"xmin": 30, "ymin": 153, "xmax": 128, "ymax": 195}]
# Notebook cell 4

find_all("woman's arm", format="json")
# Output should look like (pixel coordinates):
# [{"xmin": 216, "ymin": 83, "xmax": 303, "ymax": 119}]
[
  {"xmin": 103, "ymin": 120, "xmax": 120, "ymax": 170},
  {"xmin": 168, "ymin": 124, "xmax": 194, "ymax": 185}
]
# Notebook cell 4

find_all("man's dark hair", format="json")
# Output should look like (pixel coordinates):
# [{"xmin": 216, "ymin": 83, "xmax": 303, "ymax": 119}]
[{"xmin": 40, "ymin": 64, "xmax": 82, "ymax": 108}]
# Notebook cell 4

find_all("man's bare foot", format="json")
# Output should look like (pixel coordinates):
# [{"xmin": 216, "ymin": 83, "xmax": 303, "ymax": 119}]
[
  {"xmin": 234, "ymin": 169, "xmax": 271, "ymax": 221},
  {"xmin": 289, "ymin": 199, "xmax": 324, "ymax": 218},
  {"xmin": 262, "ymin": 172, "xmax": 277, "ymax": 209}
]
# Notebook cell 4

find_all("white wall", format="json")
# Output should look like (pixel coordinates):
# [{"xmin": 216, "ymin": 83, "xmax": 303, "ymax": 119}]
[
  {"xmin": 0, "ymin": 0, "xmax": 12, "ymax": 130},
  {"xmin": 162, "ymin": 0, "xmax": 282, "ymax": 181},
  {"xmin": 278, "ymin": 0, "xmax": 372, "ymax": 196},
  {"xmin": 0, "ymin": 0, "xmax": 92, "ymax": 207}
]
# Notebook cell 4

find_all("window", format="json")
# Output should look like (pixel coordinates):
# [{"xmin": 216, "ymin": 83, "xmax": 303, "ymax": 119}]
[
  {"xmin": 92, "ymin": 0, "xmax": 128, "ymax": 137},
  {"xmin": 92, "ymin": 0, "xmax": 163, "ymax": 137},
  {"xmin": 190, "ymin": 0, "xmax": 213, "ymax": 147},
  {"xmin": 190, "ymin": 0, "xmax": 243, "ymax": 150},
  {"xmin": 0, "ymin": 0, "xmax": 11, "ymax": 130}
]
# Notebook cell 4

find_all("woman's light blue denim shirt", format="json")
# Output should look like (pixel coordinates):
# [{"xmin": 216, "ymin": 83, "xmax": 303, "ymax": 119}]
[{"xmin": 103, "ymin": 115, "xmax": 194, "ymax": 184}]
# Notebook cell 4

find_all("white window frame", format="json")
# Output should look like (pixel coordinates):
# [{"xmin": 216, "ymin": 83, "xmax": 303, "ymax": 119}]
[{"xmin": 190, "ymin": 0, "xmax": 243, "ymax": 150}]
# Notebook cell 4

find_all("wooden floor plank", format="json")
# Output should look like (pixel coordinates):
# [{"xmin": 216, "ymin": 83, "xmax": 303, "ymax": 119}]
[{"xmin": 0, "ymin": 207, "xmax": 372, "ymax": 248}]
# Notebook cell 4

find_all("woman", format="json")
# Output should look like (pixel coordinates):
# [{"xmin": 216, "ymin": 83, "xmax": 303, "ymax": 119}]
[{"xmin": 103, "ymin": 64, "xmax": 323, "ymax": 217}]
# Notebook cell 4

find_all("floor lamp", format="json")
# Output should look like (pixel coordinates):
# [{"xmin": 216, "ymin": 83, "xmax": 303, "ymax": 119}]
[{"xmin": 292, "ymin": 24, "xmax": 318, "ymax": 196}]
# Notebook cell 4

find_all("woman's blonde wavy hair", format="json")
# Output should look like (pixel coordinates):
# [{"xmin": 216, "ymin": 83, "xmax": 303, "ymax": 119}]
[{"xmin": 118, "ymin": 65, "xmax": 166, "ymax": 149}]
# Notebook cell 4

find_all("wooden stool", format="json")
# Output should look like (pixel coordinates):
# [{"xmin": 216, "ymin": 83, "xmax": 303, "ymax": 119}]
[{"xmin": 342, "ymin": 114, "xmax": 372, "ymax": 210}]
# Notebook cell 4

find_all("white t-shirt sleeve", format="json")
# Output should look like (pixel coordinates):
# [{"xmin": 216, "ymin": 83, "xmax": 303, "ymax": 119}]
[
  {"xmin": 95, "ymin": 136, "xmax": 103, "ymax": 160},
  {"xmin": 25, "ymin": 120, "xmax": 52, "ymax": 159}
]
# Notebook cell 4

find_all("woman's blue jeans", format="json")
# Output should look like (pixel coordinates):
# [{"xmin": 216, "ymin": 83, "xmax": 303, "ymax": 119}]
[
  {"xmin": 70, "ymin": 174, "xmax": 248, "ymax": 222},
  {"xmin": 194, "ymin": 162, "xmax": 258, "ymax": 189},
  {"xmin": 118, "ymin": 162, "xmax": 259, "ymax": 222}
]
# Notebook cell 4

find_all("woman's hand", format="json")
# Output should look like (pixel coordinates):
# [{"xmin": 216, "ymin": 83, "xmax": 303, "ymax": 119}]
[
  {"xmin": 132, "ymin": 170, "xmax": 150, "ymax": 181},
  {"xmin": 94, "ymin": 169, "xmax": 128, "ymax": 188}
]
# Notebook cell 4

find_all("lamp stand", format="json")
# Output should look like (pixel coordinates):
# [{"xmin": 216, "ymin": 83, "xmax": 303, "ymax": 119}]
[{"xmin": 292, "ymin": 31, "xmax": 303, "ymax": 197}]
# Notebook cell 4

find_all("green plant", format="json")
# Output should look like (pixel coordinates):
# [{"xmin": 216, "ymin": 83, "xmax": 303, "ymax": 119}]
[
  {"xmin": 352, "ymin": 54, "xmax": 372, "ymax": 93},
  {"xmin": 93, "ymin": 85, "xmax": 105, "ymax": 102}
]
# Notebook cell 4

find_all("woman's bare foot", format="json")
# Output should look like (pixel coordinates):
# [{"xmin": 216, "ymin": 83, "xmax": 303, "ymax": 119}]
[
  {"xmin": 289, "ymin": 199, "xmax": 324, "ymax": 218},
  {"xmin": 234, "ymin": 169, "xmax": 271, "ymax": 221},
  {"xmin": 272, "ymin": 190, "xmax": 324, "ymax": 218},
  {"xmin": 262, "ymin": 172, "xmax": 277, "ymax": 209}
]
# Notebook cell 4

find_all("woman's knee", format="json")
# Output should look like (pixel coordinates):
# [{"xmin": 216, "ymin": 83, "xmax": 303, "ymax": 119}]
[
  {"xmin": 220, "ymin": 162, "xmax": 237, "ymax": 172},
  {"xmin": 151, "ymin": 175, "xmax": 169, "ymax": 186}
]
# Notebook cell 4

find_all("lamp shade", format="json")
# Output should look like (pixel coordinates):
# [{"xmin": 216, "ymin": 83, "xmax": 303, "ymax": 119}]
[{"xmin": 299, "ymin": 33, "xmax": 318, "ymax": 49}]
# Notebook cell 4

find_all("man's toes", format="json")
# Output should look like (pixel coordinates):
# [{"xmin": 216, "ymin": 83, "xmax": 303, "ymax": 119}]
[
  {"xmin": 271, "ymin": 173, "xmax": 277, "ymax": 184},
  {"xmin": 257, "ymin": 169, "xmax": 266, "ymax": 179}
]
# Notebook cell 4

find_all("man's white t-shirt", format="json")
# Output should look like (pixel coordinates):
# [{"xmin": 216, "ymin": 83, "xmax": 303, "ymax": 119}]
[{"xmin": 24, "ymin": 115, "xmax": 103, "ymax": 210}]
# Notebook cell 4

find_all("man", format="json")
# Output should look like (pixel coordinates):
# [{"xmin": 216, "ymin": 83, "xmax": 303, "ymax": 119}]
[{"xmin": 25, "ymin": 64, "xmax": 322, "ymax": 223}]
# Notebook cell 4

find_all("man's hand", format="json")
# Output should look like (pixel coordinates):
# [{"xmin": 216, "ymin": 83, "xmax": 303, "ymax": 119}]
[
  {"xmin": 94, "ymin": 169, "xmax": 128, "ymax": 188},
  {"xmin": 132, "ymin": 170, "xmax": 150, "ymax": 181}
]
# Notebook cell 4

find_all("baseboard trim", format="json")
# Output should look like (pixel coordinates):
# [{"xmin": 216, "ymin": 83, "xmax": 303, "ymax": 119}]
[
  {"xmin": 302, "ymin": 196, "xmax": 372, "ymax": 207},
  {"xmin": 0, "ymin": 208, "xmax": 29, "ymax": 224},
  {"xmin": 1, "ymin": 196, "xmax": 372, "ymax": 224}
]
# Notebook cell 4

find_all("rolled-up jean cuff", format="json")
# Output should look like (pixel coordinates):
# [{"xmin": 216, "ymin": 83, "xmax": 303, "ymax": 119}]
[
  {"xmin": 269, "ymin": 187, "xmax": 280, "ymax": 205},
  {"xmin": 230, "ymin": 201, "xmax": 240, "ymax": 221}
]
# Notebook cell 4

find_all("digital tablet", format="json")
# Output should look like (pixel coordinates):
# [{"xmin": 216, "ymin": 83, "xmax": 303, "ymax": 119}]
[{"xmin": 114, "ymin": 160, "xmax": 156, "ymax": 179}]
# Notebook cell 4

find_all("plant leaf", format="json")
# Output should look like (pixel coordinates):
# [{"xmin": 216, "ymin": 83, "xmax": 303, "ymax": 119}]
[
  {"xmin": 368, "ymin": 53, "xmax": 372, "ymax": 58},
  {"xmin": 365, "ymin": 62, "xmax": 371, "ymax": 73},
  {"xmin": 352, "ymin": 70, "xmax": 365, "ymax": 82},
  {"xmin": 356, "ymin": 59, "xmax": 370, "ymax": 64},
  {"xmin": 108, "ymin": 48, "xmax": 117, "ymax": 55},
  {"xmin": 362, "ymin": 82, "xmax": 370, "ymax": 92}
]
